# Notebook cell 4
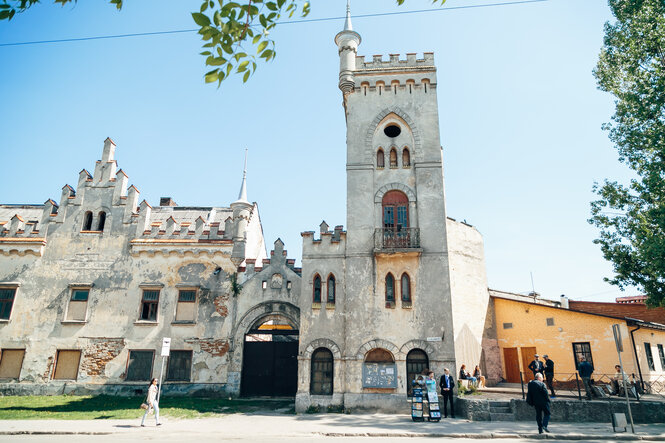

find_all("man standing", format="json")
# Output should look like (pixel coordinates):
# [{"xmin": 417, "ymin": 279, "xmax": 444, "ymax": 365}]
[
  {"xmin": 543, "ymin": 355, "xmax": 555, "ymax": 397},
  {"xmin": 526, "ymin": 373, "xmax": 551, "ymax": 434},
  {"xmin": 439, "ymin": 367, "xmax": 455, "ymax": 418},
  {"xmin": 527, "ymin": 354, "xmax": 544, "ymax": 379},
  {"xmin": 577, "ymin": 356, "xmax": 594, "ymax": 400}
]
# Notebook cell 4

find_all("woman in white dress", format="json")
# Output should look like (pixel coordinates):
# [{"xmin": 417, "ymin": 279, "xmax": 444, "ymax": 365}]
[{"xmin": 141, "ymin": 378, "xmax": 162, "ymax": 427}]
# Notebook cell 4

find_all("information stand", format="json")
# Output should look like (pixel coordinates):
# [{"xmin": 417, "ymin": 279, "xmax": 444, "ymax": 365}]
[
  {"xmin": 411, "ymin": 387, "xmax": 425, "ymax": 422},
  {"xmin": 426, "ymin": 390, "xmax": 441, "ymax": 422}
]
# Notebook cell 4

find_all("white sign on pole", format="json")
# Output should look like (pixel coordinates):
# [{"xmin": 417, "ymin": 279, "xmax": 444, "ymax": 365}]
[
  {"xmin": 161, "ymin": 337, "xmax": 171, "ymax": 357},
  {"xmin": 612, "ymin": 324, "xmax": 623, "ymax": 353}
]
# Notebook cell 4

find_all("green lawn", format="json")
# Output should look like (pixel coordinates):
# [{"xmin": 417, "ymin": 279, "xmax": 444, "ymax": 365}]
[{"xmin": 0, "ymin": 395, "xmax": 295, "ymax": 420}]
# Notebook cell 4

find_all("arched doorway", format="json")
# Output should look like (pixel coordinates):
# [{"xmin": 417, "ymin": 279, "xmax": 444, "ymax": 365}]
[
  {"xmin": 406, "ymin": 349, "xmax": 429, "ymax": 396},
  {"xmin": 241, "ymin": 315, "xmax": 299, "ymax": 397}
]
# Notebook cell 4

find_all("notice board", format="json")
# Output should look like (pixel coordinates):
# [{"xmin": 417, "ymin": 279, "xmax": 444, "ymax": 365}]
[{"xmin": 362, "ymin": 362, "xmax": 397, "ymax": 388}]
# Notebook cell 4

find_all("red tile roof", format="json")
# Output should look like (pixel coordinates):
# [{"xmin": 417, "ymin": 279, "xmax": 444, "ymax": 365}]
[{"xmin": 569, "ymin": 300, "xmax": 665, "ymax": 324}]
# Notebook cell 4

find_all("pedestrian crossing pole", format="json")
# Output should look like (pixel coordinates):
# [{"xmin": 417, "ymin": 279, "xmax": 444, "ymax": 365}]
[{"xmin": 158, "ymin": 337, "xmax": 171, "ymax": 403}]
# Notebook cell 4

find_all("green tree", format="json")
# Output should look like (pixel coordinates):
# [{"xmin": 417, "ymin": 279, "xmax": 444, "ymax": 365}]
[
  {"xmin": 589, "ymin": 0, "xmax": 665, "ymax": 307},
  {"xmin": 0, "ymin": 0, "xmax": 445, "ymax": 86}
]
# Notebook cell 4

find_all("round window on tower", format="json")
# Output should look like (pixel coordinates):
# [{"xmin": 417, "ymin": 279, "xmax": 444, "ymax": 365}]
[{"xmin": 384, "ymin": 124, "xmax": 401, "ymax": 138}]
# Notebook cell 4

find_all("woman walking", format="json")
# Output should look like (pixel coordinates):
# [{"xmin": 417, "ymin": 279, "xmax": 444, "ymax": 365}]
[{"xmin": 141, "ymin": 378, "xmax": 162, "ymax": 427}]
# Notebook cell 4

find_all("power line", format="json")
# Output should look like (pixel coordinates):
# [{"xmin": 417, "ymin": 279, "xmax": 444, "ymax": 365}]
[{"xmin": 0, "ymin": 0, "xmax": 547, "ymax": 48}]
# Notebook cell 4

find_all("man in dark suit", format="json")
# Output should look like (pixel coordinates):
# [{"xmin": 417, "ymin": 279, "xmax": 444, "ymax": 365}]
[
  {"xmin": 439, "ymin": 367, "xmax": 455, "ymax": 418},
  {"xmin": 526, "ymin": 373, "xmax": 551, "ymax": 434},
  {"xmin": 527, "ymin": 354, "xmax": 544, "ymax": 379},
  {"xmin": 543, "ymin": 354, "xmax": 556, "ymax": 397}
]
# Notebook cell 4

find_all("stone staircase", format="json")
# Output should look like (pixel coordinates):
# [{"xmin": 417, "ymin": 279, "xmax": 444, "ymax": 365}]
[{"xmin": 489, "ymin": 400, "xmax": 514, "ymax": 421}]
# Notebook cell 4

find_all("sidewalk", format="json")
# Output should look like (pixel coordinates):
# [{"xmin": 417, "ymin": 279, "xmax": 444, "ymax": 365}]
[{"xmin": 1, "ymin": 413, "xmax": 665, "ymax": 440}]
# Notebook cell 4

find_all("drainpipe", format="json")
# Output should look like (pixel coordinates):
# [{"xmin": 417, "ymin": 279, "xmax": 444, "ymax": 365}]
[{"xmin": 628, "ymin": 322, "xmax": 644, "ymax": 391}]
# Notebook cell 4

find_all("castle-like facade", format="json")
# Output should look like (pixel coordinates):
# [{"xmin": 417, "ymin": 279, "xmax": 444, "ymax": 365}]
[{"xmin": 0, "ymin": 8, "xmax": 493, "ymax": 411}]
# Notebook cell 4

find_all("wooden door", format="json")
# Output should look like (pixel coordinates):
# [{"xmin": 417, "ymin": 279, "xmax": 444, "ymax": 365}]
[
  {"xmin": 520, "ymin": 347, "xmax": 537, "ymax": 381},
  {"xmin": 503, "ymin": 347, "xmax": 520, "ymax": 383}
]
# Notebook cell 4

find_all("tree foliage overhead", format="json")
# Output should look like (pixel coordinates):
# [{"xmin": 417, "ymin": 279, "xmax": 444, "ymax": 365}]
[
  {"xmin": 589, "ymin": 0, "xmax": 665, "ymax": 307},
  {"xmin": 0, "ymin": 0, "xmax": 445, "ymax": 86}
]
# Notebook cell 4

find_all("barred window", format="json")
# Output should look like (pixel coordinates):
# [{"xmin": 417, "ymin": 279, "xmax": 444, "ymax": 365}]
[
  {"xmin": 126, "ymin": 350, "xmax": 154, "ymax": 381},
  {"xmin": 166, "ymin": 350, "xmax": 192, "ymax": 381},
  {"xmin": 310, "ymin": 348, "xmax": 333, "ymax": 395},
  {"xmin": 175, "ymin": 289, "xmax": 197, "ymax": 323}
]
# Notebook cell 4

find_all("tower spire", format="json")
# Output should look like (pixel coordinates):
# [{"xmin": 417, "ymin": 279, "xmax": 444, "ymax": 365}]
[
  {"xmin": 344, "ymin": 0, "xmax": 353, "ymax": 31},
  {"xmin": 236, "ymin": 148, "xmax": 249, "ymax": 203}
]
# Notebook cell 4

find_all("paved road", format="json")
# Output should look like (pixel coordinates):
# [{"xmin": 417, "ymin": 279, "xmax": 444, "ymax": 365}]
[{"xmin": 1, "ymin": 437, "xmax": 604, "ymax": 443}]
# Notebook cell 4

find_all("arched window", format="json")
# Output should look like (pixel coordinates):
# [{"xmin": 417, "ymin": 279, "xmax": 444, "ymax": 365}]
[
  {"xmin": 82, "ymin": 211, "xmax": 93, "ymax": 231},
  {"xmin": 97, "ymin": 211, "xmax": 106, "ymax": 231},
  {"xmin": 327, "ymin": 275, "xmax": 336, "ymax": 304},
  {"xmin": 377, "ymin": 149, "xmax": 385, "ymax": 168},
  {"xmin": 402, "ymin": 148, "xmax": 411, "ymax": 167},
  {"xmin": 406, "ymin": 349, "xmax": 429, "ymax": 396},
  {"xmin": 385, "ymin": 273, "xmax": 395, "ymax": 306},
  {"xmin": 310, "ymin": 348, "xmax": 333, "ymax": 395},
  {"xmin": 365, "ymin": 348, "xmax": 394, "ymax": 363},
  {"xmin": 401, "ymin": 273, "xmax": 411, "ymax": 305},
  {"xmin": 382, "ymin": 191, "xmax": 409, "ymax": 231},
  {"xmin": 313, "ymin": 275, "xmax": 322, "ymax": 303},
  {"xmin": 389, "ymin": 148, "xmax": 398, "ymax": 168}
]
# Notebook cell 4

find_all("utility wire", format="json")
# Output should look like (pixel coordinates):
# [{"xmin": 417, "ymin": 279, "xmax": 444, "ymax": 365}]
[{"xmin": 0, "ymin": 0, "xmax": 547, "ymax": 47}]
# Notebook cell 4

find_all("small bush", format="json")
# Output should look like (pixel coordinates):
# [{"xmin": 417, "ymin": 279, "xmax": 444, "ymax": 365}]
[
  {"xmin": 326, "ymin": 404, "xmax": 345, "ymax": 414},
  {"xmin": 305, "ymin": 405, "xmax": 321, "ymax": 414}
]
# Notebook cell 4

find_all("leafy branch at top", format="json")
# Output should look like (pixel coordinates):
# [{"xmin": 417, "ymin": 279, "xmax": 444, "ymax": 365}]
[{"xmin": 1, "ymin": 0, "xmax": 447, "ymax": 86}]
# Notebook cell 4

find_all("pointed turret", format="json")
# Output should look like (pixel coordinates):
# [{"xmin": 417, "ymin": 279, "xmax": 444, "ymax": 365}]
[
  {"xmin": 231, "ymin": 149, "xmax": 253, "ymax": 266},
  {"xmin": 335, "ymin": 0, "xmax": 361, "ymax": 94}
]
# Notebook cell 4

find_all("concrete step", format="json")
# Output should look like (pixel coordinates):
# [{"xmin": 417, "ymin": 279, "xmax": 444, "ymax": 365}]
[
  {"xmin": 490, "ymin": 412, "xmax": 515, "ymax": 421},
  {"xmin": 489, "ymin": 406, "xmax": 512, "ymax": 413},
  {"xmin": 489, "ymin": 401, "xmax": 511, "ymax": 407}
]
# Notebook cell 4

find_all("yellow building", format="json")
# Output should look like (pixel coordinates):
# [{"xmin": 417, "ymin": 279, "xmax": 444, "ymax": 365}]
[{"xmin": 488, "ymin": 290, "xmax": 665, "ymax": 387}]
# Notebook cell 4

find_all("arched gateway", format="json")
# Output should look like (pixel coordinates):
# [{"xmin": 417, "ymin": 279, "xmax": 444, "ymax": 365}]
[{"xmin": 236, "ymin": 302, "xmax": 300, "ymax": 397}]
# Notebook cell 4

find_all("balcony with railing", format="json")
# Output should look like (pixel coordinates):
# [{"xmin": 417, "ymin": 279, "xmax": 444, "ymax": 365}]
[{"xmin": 374, "ymin": 227, "xmax": 421, "ymax": 251}]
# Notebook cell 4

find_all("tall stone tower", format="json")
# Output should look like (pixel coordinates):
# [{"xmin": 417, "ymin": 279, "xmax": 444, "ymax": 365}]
[{"xmin": 296, "ymin": 3, "xmax": 458, "ymax": 412}]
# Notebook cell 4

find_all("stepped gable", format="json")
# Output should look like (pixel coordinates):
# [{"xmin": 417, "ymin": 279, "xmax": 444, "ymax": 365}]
[{"xmin": 569, "ymin": 300, "xmax": 665, "ymax": 325}]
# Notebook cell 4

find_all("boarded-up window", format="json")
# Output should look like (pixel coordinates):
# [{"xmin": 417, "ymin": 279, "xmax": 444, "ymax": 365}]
[
  {"xmin": 0, "ymin": 287, "xmax": 17, "ymax": 320},
  {"xmin": 53, "ymin": 350, "xmax": 81, "ymax": 380},
  {"xmin": 140, "ymin": 290, "xmax": 160, "ymax": 321},
  {"xmin": 175, "ymin": 290, "xmax": 197, "ymax": 322},
  {"xmin": 166, "ymin": 350, "xmax": 192, "ymax": 381},
  {"xmin": 126, "ymin": 350, "xmax": 154, "ymax": 381},
  {"xmin": 66, "ymin": 288, "xmax": 89, "ymax": 322},
  {"xmin": 0, "ymin": 349, "xmax": 25, "ymax": 379}
]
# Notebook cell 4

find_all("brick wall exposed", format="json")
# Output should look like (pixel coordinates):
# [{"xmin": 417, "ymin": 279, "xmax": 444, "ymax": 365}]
[
  {"xmin": 199, "ymin": 339, "xmax": 230, "ymax": 357},
  {"xmin": 80, "ymin": 338, "xmax": 125, "ymax": 377},
  {"xmin": 213, "ymin": 294, "xmax": 229, "ymax": 317}
]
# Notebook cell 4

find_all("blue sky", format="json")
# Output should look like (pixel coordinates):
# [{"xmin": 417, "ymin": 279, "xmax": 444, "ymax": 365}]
[{"xmin": 0, "ymin": 0, "xmax": 633, "ymax": 302}]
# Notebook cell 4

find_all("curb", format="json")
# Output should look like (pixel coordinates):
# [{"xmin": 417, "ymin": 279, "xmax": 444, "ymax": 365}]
[
  {"xmin": 318, "ymin": 432, "xmax": 665, "ymax": 440},
  {"xmin": 0, "ymin": 431, "xmax": 112, "ymax": 436}
]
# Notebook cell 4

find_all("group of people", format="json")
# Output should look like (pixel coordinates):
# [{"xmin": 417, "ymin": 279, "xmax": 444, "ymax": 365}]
[
  {"xmin": 413, "ymin": 363, "xmax": 488, "ymax": 419},
  {"xmin": 458, "ymin": 364, "xmax": 486, "ymax": 388},
  {"xmin": 525, "ymin": 353, "xmax": 596, "ymax": 434}
]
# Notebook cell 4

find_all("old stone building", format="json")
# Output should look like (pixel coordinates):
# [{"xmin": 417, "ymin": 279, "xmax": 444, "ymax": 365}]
[{"xmin": 0, "ymin": 7, "xmax": 492, "ymax": 410}]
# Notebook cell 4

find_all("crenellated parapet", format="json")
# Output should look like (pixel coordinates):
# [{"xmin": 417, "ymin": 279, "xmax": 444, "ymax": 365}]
[
  {"xmin": 352, "ymin": 53, "xmax": 436, "ymax": 95},
  {"xmin": 302, "ymin": 221, "xmax": 346, "ymax": 258}
]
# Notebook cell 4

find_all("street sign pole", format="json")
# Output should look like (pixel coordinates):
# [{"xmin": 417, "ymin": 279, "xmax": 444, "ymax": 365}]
[
  {"xmin": 613, "ymin": 324, "xmax": 635, "ymax": 433},
  {"xmin": 158, "ymin": 337, "xmax": 171, "ymax": 403}
]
